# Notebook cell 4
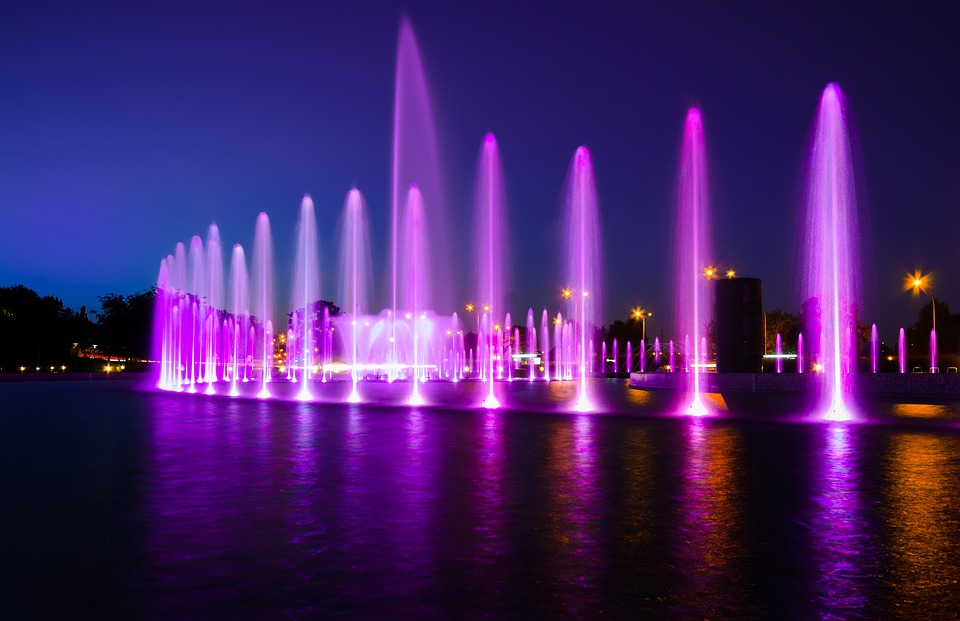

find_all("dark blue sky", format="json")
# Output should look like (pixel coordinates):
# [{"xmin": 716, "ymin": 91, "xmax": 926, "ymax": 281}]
[{"xmin": 2, "ymin": 1, "xmax": 958, "ymax": 339}]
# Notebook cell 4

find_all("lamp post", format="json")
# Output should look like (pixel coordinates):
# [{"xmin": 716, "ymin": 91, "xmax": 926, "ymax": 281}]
[{"xmin": 631, "ymin": 307, "xmax": 651, "ymax": 342}]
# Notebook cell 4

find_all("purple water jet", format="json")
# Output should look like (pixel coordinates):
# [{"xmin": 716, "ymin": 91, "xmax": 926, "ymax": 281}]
[
  {"xmin": 800, "ymin": 84, "xmax": 863, "ymax": 421},
  {"xmin": 674, "ymin": 108, "xmax": 713, "ymax": 415},
  {"xmin": 293, "ymin": 195, "xmax": 320, "ymax": 401},
  {"xmin": 870, "ymin": 324, "xmax": 878, "ymax": 374},
  {"xmin": 337, "ymin": 189, "xmax": 372, "ymax": 403},
  {"xmin": 391, "ymin": 18, "xmax": 449, "ymax": 378},
  {"xmin": 798, "ymin": 333, "xmax": 805, "ymax": 374},
  {"xmin": 400, "ymin": 186, "xmax": 429, "ymax": 406},
  {"xmin": 775, "ymin": 333, "xmax": 783, "ymax": 374},
  {"xmin": 930, "ymin": 329, "xmax": 937, "ymax": 373},
  {"xmin": 474, "ymin": 134, "xmax": 508, "ymax": 409},
  {"xmin": 562, "ymin": 147, "xmax": 603, "ymax": 412},
  {"xmin": 252, "ymin": 213, "xmax": 274, "ymax": 399},
  {"xmin": 228, "ymin": 244, "xmax": 249, "ymax": 397},
  {"xmin": 898, "ymin": 328, "xmax": 906, "ymax": 374}
]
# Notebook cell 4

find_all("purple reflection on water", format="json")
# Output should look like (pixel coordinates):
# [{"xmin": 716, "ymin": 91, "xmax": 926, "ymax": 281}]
[
  {"xmin": 541, "ymin": 414, "xmax": 603, "ymax": 617},
  {"xmin": 809, "ymin": 425, "xmax": 879, "ymax": 619}
]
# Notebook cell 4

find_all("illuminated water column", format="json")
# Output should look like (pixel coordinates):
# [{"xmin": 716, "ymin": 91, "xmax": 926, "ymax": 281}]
[
  {"xmin": 562, "ymin": 147, "xmax": 603, "ymax": 412},
  {"xmin": 474, "ymin": 134, "xmax": 508, "ymax": 409},
  {"xmin": 293, "ymin": 195, "xmax": 320, "ymax": 401},
  {"xmin": 801, "ymin": 84, "xmax": 863, "ymax": 421},
  {"xmin": 674, "ymin": 108, "xmax": 713, "ymax": 416},
  {"xmin": 338, "ymin": 189, "xmax": 372, "ymax": 404}
]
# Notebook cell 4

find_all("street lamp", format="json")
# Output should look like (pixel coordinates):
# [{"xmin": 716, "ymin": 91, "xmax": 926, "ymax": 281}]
[
  {"xmin": 631, "ymin": 307, "xmax": 651, "ymax": 342},
  {"xmin": 904, "ymin": 270, "xmax": 936, "ymax": 332},
  {"xmin": 703, "ymin": 265, "xmax": 718, "ymax": 280}
]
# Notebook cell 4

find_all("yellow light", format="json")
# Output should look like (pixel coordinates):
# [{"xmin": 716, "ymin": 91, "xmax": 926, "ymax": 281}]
[
  {"xmin": 466, "ymin": 303, "xmax": 475, "ymax": 312},
  {"xmin": 904, "ymin": 269, "xmax": 932, "ymax": 296},
  {"xmin": 561, "ymin": 288, "xmax": 572, "ymax": 299},
  {"xmin": 703, "ymin": 266, "xmax": 717, "ymax": 279},
  {"xmin": 553, "ymin": 316, "xmax": 560, "ymax": 325},
  {"xmin": 813, "ymin": 362, "xmax": 823, "ymax": 373},
  {"xmin": 494, "ymin": 323, "xmax": 501, "ymax": 331},
  {"xmin": 582, "ymin": 291, "xmax": 589, "ymax": 297},
  {"xmin": 405, "ymin": 313, "xmax": 412, "ymax": 319},
  {"xmin": 446, "ymin": 330, "xmax": 452, "ymax": 335},
  {"xmin": 726, "ymin": 269, "xmax": 736, "ymax": 278},
  {"xmin": 483, "ymin": 304, "xmax": 490, "ymax": 312}
]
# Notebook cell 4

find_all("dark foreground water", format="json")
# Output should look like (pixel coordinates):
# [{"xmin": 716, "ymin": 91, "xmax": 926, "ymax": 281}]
[{"xmin": 2, "ymin": 380, "xmax": 960, "ymax": 620}]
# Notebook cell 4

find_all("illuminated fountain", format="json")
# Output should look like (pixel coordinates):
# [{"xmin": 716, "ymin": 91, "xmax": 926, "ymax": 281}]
[
  {"xmin": 800, "ymin": 83, "xmax": 862, "ymax": 422},
  {"xmin": 252, "ymin": 213, "xmax": 274, "ymax": 399},
  {"xmin": 293, "ymin": 196, "xmax": 321, "ymax": 401},
  {"xmin": 337, "ymin": 189, "xmax": 372, "ymax": 403},
  {"xmin": 563, "ymin": 147, "xmax": 604, "ymax": 412},
  {"xmin": 474, "ymin": 134, "xmax": 508, "ymax": 409},
  {"xmin": 391, "ymin": 17, "xmax": 447, "ymax": 380},
  {"xmin": 400, "ymin": 186, "xmax": 430, "ymax": 406},
  {"xmin": 674, "ymin": 108, "xmax": 713, "ymax": 415}
]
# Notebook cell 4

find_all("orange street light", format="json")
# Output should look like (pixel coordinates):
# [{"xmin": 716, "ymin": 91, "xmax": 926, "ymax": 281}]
[{"xmin": 904, "ymin": 269, "xmax": 936, "ymax": 332}]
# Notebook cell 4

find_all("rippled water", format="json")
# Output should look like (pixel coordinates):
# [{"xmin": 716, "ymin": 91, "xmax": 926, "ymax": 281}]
[{"xmin": 3, "ymin": 380, "xmax": 960, "ymax": 619}]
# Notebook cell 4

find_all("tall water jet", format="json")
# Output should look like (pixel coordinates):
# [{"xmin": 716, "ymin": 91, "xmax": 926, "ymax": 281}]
[
  {"xmin": 400, "ymin": 185, "xmax": 430, "ymax": 406},
  {"xmin": 930, "ymin": 329, "xmax": 937, "ymax": 373},
  {"xmin": 391, "ymin": 17, "xmax": 448, "ymax": 378},
  {"xmin": 293, "ymin": 195, "xmax": 321, "ymax": 401},
  {"xmin": 205, "ymin": 225, "xmax": 224, "ymax": 387},
  {"xmin": 639, "ymin": 339, "xmax": 646, "ymax": 373},
  {"xmin": 775, "ymin": 333, "xmax": 783, "ymax": 374},
  {"xmin": 338, "ymin": 189, "xmax": 373, "ymax": 404},
  {"xmin": 187, "ymin": 236, "xmax": 205, "ymax": 390},
  {"xmin": 674, "ymin": 107, "xmax": 713, "ymax": 416},
  {"xmin": 798, "ymin": 333, "xmax": 805, "ymax": 374},
  {"xmin": 474, "ymin": 134, "xmax": 508, "ymax": 409},
  {"xmin": 229, "ymin": 244, "xmax": 249, "ymax": 397},
  {"xmin": 898, "ymin": 328, "xmax": 906, "ymax": 373},
  {"xmin": 801, "ymin": 84, "xmax": 863, "ymax": 421},
  {"xmin": 562, "ymin": 147, "xmax": 603, "ymax": 412},
  {"xmin": 252, "ymin": 213, "xmax": 274, "ymax": 399},
  {"xmin": 541, "ymin": 309, "xmax": 550, "ymax": 381},
  {"xmin": 870, "ymin": 324, "xmax": 878, "ymax": 374}
]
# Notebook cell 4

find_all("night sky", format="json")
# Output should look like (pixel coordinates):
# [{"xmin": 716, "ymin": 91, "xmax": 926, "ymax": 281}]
[{"xmin": 2, "ymin": 1, "xmax": 958, "ymax": 339}]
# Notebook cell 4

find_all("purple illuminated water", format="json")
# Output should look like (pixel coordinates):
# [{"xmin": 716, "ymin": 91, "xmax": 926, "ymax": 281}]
[
  {"xmin": 252, "ymin": 213, "xmax": 273, "ymax": 399},
  {"xmin": 776, "ymin": 333, "xmax": 783, "ymax": 374},
  {"xmin": 474, "ymin": 134, "xmax": 508, "ymax": 408},
  {"xmin": 337, "ymin": 189, "xmax": 372, "ymax": 403},
  {"xmin": 400, "ymin": 185, "xmax": 429, "ymax": 405},
  {"xmin": 930, "ymin": 329, "xmax": 938, "ymax": 373},
  {"xmin": 562, "ymin": 147, "xmax": 604, "ymax": 411},
  {"xmin": 293, "ymin": 195, "xmax": 320, "ymax": 400},
  {"xmin": 870, "ymin": 323, "xmax": 878, "ymax": 374},
  {"xmin": 798, "ymin": 332, "xmax": 805, "ymax": 374},
  {"xmin": 674, "ymin": 108, "xmax": 713, "ymax": 415},
  {"xmin": 801, "ymin": 84, "xmax": 862, "ymax": 421},
  {"xmin": 898, "ymin": 328, "xmax": 906, "ymax": 374},
  {"xmin": 392, "ymin": 17, "xmax": 449, "ymax": 361}
]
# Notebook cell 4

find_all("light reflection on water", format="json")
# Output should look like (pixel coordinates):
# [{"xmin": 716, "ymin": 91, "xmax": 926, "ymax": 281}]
[
  {"xmin": 13, "ymin": 381, "xmax": 960, "ymax": 618},
  {"xmin": 808, "ymin": 425, "xmax": 882, "ymax": 620},
  {"xmin": 884, "ymin": 432, "xmax": 960, "ymax": 619},
  {"xmin": 675, "ymin": 418, "xmax": 751, "ymax": 617}
]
